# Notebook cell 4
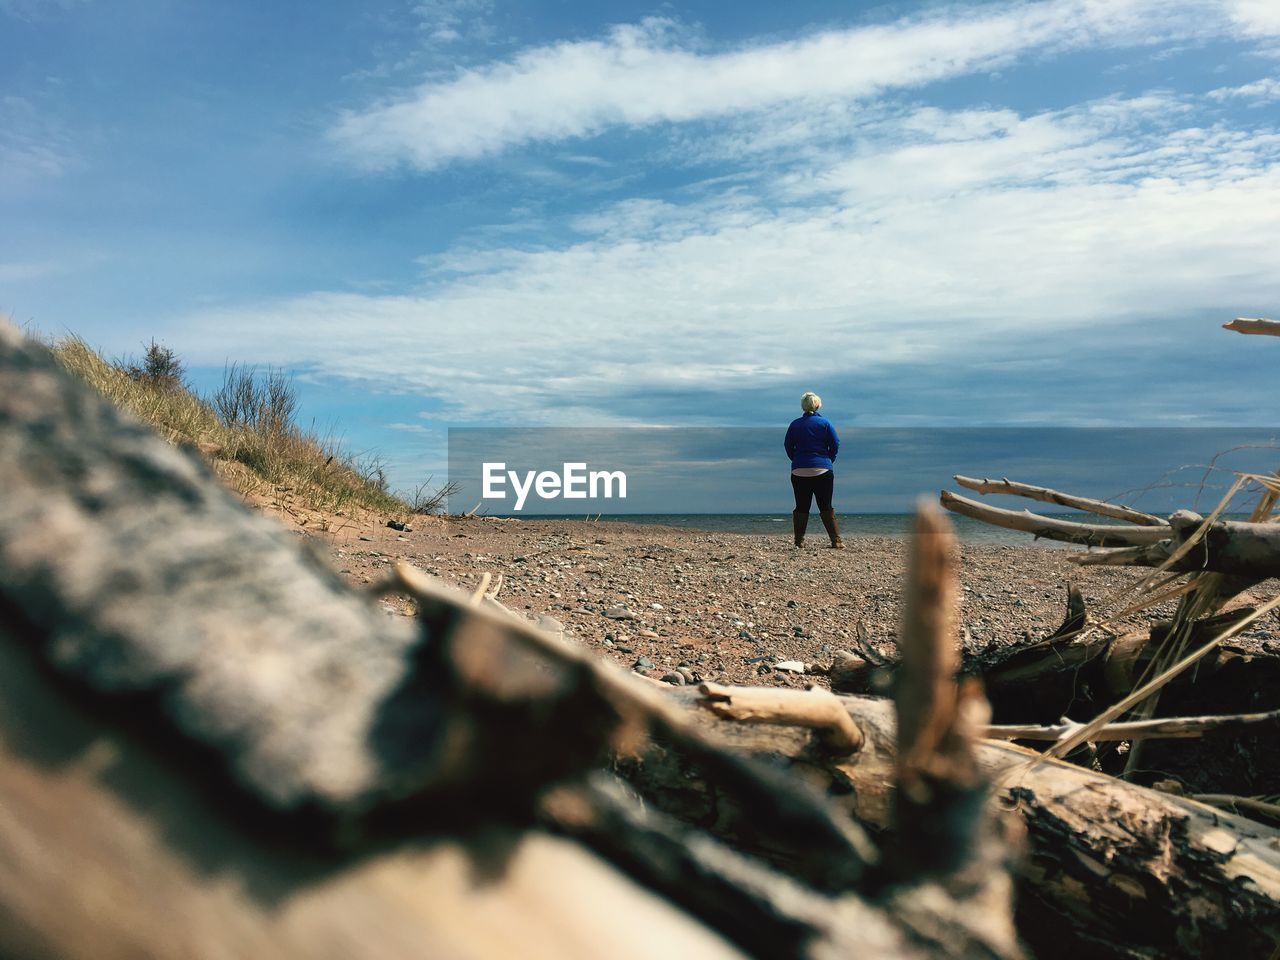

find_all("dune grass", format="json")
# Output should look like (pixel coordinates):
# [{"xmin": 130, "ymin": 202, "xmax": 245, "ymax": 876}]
[{"xmin": 48, "ymin": 334, "xmax": 417, "ymax": 518}]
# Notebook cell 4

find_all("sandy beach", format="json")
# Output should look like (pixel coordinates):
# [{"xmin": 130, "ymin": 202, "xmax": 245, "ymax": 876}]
[{"xmin": 308, "ymin": 511, "xmax": 1280, "ymax": 687}]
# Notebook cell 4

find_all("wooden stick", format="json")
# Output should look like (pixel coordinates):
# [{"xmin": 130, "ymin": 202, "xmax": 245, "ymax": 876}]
[
  {"xmin": 952, "ymin": 475, "xmax": 1164, "ymax": 525},
  {"xmin": 893, "ymin": 502, "xmax": 993, "ymax": 878},
  {"xmin": 940, "ymin": 490, "xmax": 1170, "ymax": 547},
  {"xmin": 469, "ymin": 571, "xmax": 492, "ymax": 605},
  {"xmin": 985, "ymin": 707, "xmax": 1280, "ymax": 742},
  {"xmin": 697, "ymin": 681, "xmax": 864, "ymax": 754},
  {"xmin": 1224, "ymin": 317, "xmax": 1280, "ymax": 338}
]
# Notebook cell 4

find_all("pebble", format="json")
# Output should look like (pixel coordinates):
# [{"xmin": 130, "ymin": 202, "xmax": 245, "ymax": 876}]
[
  {"xmin": 537, "ymin": 615, "xmax": 565, "ymax": 634},
  {"xmin": 661, "ymin": 671, "xmax": 685, "ymax": 685},
  {"xmin": 324, "ymin": 517, "xmax": 1278, "ymax": 690},
  {"xmin": 635, "ymin": 655, "xmax": 655, "ymax": 671}
]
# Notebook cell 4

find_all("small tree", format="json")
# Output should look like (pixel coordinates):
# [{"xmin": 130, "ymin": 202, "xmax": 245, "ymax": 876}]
[{"xmin": 122, "ymin": 339, "xmax": 185, "ymax": 389}]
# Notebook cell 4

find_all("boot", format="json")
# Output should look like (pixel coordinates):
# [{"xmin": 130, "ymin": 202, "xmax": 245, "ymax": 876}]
[
  {"xmin": 819, "ymin": 509, "xmax": 844, "ymax": 549},
  {"xmin": 792, "ymin": 509, "xmax": 809, "ymax": 547}
]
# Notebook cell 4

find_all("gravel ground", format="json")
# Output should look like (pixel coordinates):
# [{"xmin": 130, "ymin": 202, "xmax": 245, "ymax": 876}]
[{"xmin": 295, "ymin": 510, "xmax": 1280, "ymax": 687}]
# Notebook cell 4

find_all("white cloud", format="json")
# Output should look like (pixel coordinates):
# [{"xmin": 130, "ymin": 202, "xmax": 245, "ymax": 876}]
[
  {"xmin": 1228, "ymin": 0, "xmax": 1280, "ymax": 36},
  {"xmin": 330, "ymin": 0, "xmax": 1238, "ymax": 171},
  {"xmin": 1209, "ymin": 77, "xmax": 1280, "ymax": 100},
  {"xmin": 176, "ymin": 92, "xmax": 1280, "ymax": 426},
  {"xmin": 147, "ymin": 3, "xmax": 1280, "ymax": 445}
]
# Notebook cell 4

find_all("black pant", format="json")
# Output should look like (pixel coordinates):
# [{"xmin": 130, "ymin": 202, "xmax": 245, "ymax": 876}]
[{"xmin": 791, "ymin": 471, "xmax": 834, "ymax": 513}]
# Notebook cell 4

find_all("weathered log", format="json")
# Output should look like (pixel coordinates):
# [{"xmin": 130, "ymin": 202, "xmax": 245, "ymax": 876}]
[
  {"xmin": 0, "ymin": 623, "xmax": 747, "ymax": 960},
  {"xmin": 939, "ymin": 490, "xmax": 1171, "ymax": 547},
  {"xmin": 1224, "ymin": 316, "xmax": 1280, "ymax": 337},
  {"xmin": 1072, "ymin": 510, "xmax": 1280, "ymax": 578},
  {"xmin": 541, "ymin": 773, "xmax": 950, "ymax": 960},
  {"xmin": 625, "ymin": 687, "xmax": 1280, "ymax": 960},
  {"xmin": 952, "ymin": 475, "xmax": 1164, "ymax": 525}
]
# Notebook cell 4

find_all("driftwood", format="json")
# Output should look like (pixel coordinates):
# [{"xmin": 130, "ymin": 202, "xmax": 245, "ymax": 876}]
[
  {"xmin": 0, "ymin": 625, "xmax": 747, "ymax": 960},
  {"xmin": 952, "ymin": 475, "xmax": 1164, "ymax": 525},
  {"xmin": 1, "ymin": 321, "xmax": 1031, "ymax": 958},
  {"xmin": 616, "ymin": 514, "xmax": 1280, "ymax": 958},
  {"xmin": 1223, "ymin": 316, "xmax": 1280, "ymax": 337},
  {"xmin": 939, "ymin": 490, "xmax": 1171, "ymax": 547},
  {"xmin": 892, "ymin": 504, "xmax": 992, "ymax": 877},
  {"xmin": 1073, "ymin": 509, "xmax": 1280, "ymax": 578},
  {"xmin": 699, "ymin": 683, "xmax": 865, "ymax": 753},
  {"xmin": 985, "ymin": 706, "xmax": 1280, "ymax": 742},
  {"xmin": 626, "ymin": 686, "xmax": 1280, "ymax": 960}
]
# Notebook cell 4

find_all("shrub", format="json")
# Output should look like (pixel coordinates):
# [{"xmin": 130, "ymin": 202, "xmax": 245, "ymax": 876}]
[
  {"xmin": 47, "ymin": 333, "xmax": 416, "ymax": 518},
  {"xmin": 122, "ymin": 339, "xmax": 185, "ymax": 389},
  {"xmin": 409, "ymin": 478, "xmax": 460, "ymax": 514},
  {"xmin": 213, "ymin": 362, "xmax": 297, "ymax": 437}
]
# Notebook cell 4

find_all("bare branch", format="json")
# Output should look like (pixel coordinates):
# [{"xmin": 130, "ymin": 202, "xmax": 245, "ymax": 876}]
[
  {"xmin": 894, "ymin": 501, "xmax": 992, "ymax": 878},
  {"xmin": 940, "ymin": 490, "xmax": 1171, "ymax": 547},
  {"xmin": 952, "ymin": 475, "xmax": 1164, "ymax": 525},
  {"xmin": 697, "ymin": 682, "xmax": 864, "ymax": 754},
  {"xmin": 985, "ymin": 707, "xmax": 1280, "ymax": 743}
]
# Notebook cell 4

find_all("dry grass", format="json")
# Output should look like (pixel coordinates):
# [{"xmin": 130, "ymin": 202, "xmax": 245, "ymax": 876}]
[{"xmin": 48, "ymin": 334, "xmax": 417, "ymax": 519}]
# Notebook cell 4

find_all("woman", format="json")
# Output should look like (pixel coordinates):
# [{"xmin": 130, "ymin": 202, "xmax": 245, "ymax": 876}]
[{"xmin": 784, "ymin": 391, "xmax": 843, "ymax": 548}]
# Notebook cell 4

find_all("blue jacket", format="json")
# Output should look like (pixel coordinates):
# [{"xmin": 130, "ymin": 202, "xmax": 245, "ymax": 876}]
[{"xmin": 785, "ymin": 412, "xmax": 840, "ymax": 470}]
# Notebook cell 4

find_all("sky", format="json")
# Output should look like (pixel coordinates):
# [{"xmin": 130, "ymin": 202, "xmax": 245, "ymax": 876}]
[{"xmin": 2, "ymin": 0, "xmax": 1278, "ymax": 498}]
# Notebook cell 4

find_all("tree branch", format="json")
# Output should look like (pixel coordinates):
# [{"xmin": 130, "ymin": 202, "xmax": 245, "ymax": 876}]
[
  {"xmin": 952, "ymin": 476, "xmax": 1163, "ymax": 525},
  {"xmin": 939, "ymin": 490, "xmax": 1171, "ymax": 547}
]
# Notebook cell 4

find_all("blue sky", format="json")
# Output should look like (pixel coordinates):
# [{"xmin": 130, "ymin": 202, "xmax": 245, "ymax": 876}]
[{"xmin": 3, "ymin": 0, "xmax": 1278, "ymax": 494}]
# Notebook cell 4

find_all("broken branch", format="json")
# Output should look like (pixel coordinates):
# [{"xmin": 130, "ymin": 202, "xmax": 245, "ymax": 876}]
[
  {"xmin": 952, "ymin": 476, "xmax": 1163, "ymax": 525},
  {"xmin": 697, "ymin": 682, "xmax": 864, "ymax": 754},
  {"xmin": 939, "ymin": 490, "xmax": 1171, "ymax": 547},
  {"xmin": 985, "ymin": 707, "xmax": 1280, "ymax": 742}
]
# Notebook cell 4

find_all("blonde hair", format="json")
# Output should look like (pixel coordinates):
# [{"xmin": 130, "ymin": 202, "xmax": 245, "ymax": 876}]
[{"xmin": 800, "ymin": 391, "xmax": 822, "ymax": 413}]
